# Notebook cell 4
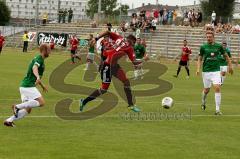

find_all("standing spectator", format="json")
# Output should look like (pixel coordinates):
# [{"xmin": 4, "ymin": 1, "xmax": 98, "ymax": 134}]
[
  {"xmin": 168, "ymin": 10, "xmax": 173, "ymax": 25},
  {"xmin": 163, "ymin": 8, "xmax": 168, "ymax": 25},
  {"xmin": 42, "ymin": 12, "xmax": 48, "ymax": 26},
  {"xmin": 0, "ymin": 31, "xmax": 5, "ymax": 55},
  {"xmin": 106, "ymin": 22, "xmax": 112, "ymax": 31},
  {"xmin": 68, "ymin": 8, "xmax": 73, "ymax": 23},
  {"xmin": 63, "ymin": 9, "xmax": 68, "ymax": 23},
  {"xmin": 173, "ymin": 10, "xmax": 177, "ymax": 25},
  {"xmin": 153, "ymin": 9, "xmax": 159, "ymax": 19},
  {"xmin": 58, "ymin": 9, "xmax": 63, "ymax": 23},
  {"xmin": 188, "ymin": 10, "xmax": 193, "ymax": 27},
  {"xmin": 22, "ymin": 31, "xmax": 29, "ymax": 52},
  {"xmin": 197, "ymin": 10, "xmax": 203, "ymax": 26},
  {"xmin": 211, "ymin": 11, "xmax": 216, "ymax": 26},
  {"xmin": 151, "ymin": 18, "xmax": 157, "ymax": 32},
  {"xmin": 159, "ymin": 7, "xmax": 164, "ymax": 25},
  {"xmin": 139, "ymin": 10, "xmax": 146, "ymax": 20}
]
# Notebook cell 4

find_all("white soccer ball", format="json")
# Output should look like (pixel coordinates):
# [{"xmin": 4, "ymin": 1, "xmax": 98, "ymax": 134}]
[{"xmin": 162, "ymin": 97, "xmax": 174, "ymax": 109}]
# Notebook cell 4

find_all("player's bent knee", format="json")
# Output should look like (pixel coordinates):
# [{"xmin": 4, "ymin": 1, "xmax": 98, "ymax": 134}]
[
  {"xmin": 123, "ymin": 79, "xmax": 130, "ymax": 87},
  {"xmin": 26, "ymin": 108, "xmax": 32, "ymax": 114},
  {"xmin": 36, "ymin": 98, "xmax": 45, "ymax": 107}
]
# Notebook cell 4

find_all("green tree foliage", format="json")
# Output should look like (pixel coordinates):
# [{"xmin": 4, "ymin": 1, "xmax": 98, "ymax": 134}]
[
  {"xmin": 86, "ymin": 0, "xmax": 118, "ymax": 18},
  {"xmin": 201, "ymin": 0, "xmax": 234, "ymax": 22},
  {"xmin": 0, "ymin": 1, "xmax": 11, "ymax": 25},
  {"xmin": 114, "ymin": 4, "xmax": 129, "ymax": 16}
]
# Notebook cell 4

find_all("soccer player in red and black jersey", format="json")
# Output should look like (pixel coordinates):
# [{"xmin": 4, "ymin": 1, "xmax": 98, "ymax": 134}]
[
  {"xmin": 0, "ymin": 31, "xmax": 5, "ymax": 54},
  {"xmin": 80, "ymin": 31, "xmax": 141, "ymax": 112},
  {"xmin": 69, "ymin": 34, "xmax": 81, "ymax": 64},
  {"xmin": 174, "ymin": 39, "xmax": 192, "ymax": 78}
]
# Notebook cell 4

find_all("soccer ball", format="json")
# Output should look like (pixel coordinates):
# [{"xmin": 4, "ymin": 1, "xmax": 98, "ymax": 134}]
[{"xmin": 162, "ymin": 97, "xmax": 174, "ymax": 109}]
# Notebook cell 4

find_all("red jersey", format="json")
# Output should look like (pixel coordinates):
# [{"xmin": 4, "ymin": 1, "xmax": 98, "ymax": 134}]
[
  {"xmin": 181, "ymin": 46, "xmax": 192, "ymax": 61},
  {"xmin": 0, "ymin": 36, "xmax": 5, "ymax": 47},
  {"xmin": 70, "ymin": 38, "xmax": 79, "ymax": 50},
  {"xmin": 103, "ymin": 32, "xmax": 135, "ymax": 65}
]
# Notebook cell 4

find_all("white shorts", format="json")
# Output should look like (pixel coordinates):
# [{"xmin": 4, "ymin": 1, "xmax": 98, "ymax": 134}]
[
  {"xmin": 87, "ymin": 53, "xmax": 95, "ymax": 61},
  {"xmin": 19, "ymin": 87, "xmax": 42, "ymax": 102},
  {"xmin": 220, "ymin": 66, "xmax": 228, "ymax": 73},
  {"xmin": 202, "ymin": 71, "xmax": 221, "ymax": 88}
]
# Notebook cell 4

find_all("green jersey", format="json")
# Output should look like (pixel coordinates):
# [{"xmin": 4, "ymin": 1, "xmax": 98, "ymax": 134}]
[
  {"xmin": 219, "ymin": 47, "xmax": 231, "ymax": 66},
  {"xmin": 199, "ymin": 42, "xmax": 225, "ymax": 72},
  {"xmin": 89, "ymin": 47, "xmax": 95, "ymax": 53},
  {"xmin": 134, "ymin": 44, "xmax": 146, "ymax": 59},
  {"xmin": 21, "ymin": 54, "xmax": 45, "ymax": 87}
]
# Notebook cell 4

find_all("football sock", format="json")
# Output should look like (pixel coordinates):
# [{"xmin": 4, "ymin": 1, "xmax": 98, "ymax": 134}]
[
  {"xmin": 71, "ymin": 57, "xmax": 75, "ymax": 63},
  {"xmin": 185, "ymin": 66, "xmax": 190, "ymax": 76},
  {"xmin": 134, "ymin": 70, "xmax": 138, "ymax": 78},
  {"xmin": 202, "ymin": 91, "xmax": 208, "ymax": 105},
  {"xmin": 83, "ymin": 89, "xmax": 107, "ymax": 105},
  {"xmin": 124, "ymin": 86, "xmax": 134, "ymax": 106},
  {"xmin": 6, "ymin": 109, "xmax": 28, "ymax": 122},
  {"xmin": 85, "ymin": 62, "xmax": 90, "ymax": 70},
  {"xmin": 215, "ymin": 93, "xmax": 221, "ymax": 112},
  {"xmin": 16, "ymin": 100, "xmax": 40, "ymax": 109},
  {"xmin": 176, "ymin": 66, "xmax": 181, "ymax": 76}
]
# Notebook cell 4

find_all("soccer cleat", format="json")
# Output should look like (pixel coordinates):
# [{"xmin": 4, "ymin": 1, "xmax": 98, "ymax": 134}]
[
  {"xmin": 186, "ymin": 76, "xmax": 190, "ymax": 79},
  {"xmin": 173, "ymin": 75, "xmax": 178, "ymax": 78},
  {"xmin": 201, "ymin": 104, "xmax": 206, "ymax": 110},
  {"xmin": 215, "ymin": 111, "xmax": 223, "ymax": 116},
  {"xmin": 128, "ymin": 105, "xmax": 141, "ymax": 113},
  {"xmin": 12, "ymin": 105, "xmax": 20, "ymax": 118},
  {"xmin": 79, "ymin": 99, "xmax": 85, "ymax": 112},
  {"xmin": 3, "ymin": 121, "xmax": 15, "ymax": 127}
]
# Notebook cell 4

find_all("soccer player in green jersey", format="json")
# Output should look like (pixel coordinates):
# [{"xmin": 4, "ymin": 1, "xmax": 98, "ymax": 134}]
[
  {"xmin": 134, "ymin": 38, "xmax": 146, "ymax": 80},
  {"xmin": 219, "ymin": 42, "xmax": 232, "ymax": 85},
  {"xmin": 196, "ymin": 31, "xmax": 233, "ymax": 115},
  {"xmin": 4, "ymin": 44, "xmax": 51, "ymax": 127},
  {"xmin": 85, "ymin": 34, "xmax": 98, "ymax": 70}
]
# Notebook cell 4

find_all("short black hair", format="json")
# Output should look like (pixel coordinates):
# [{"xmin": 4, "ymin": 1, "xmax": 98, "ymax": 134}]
[{"xmin": 127, "ymin": 34, "xmax": 136, "ymax": 43}]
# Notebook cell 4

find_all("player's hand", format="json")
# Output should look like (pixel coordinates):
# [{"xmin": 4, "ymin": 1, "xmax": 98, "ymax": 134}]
[
  {"xmin": 228, "ymin": 67, "xmax": 233, "ymax": 75},
  {"xmin": 196, "ymin": 70, "xmax": 200, "ymax": 76},
  {"xmin": 35, "ymin": 78, "xmax": 41, "ymax": 85},
  {"xmin": 42, "ymin": 85, "xmax": 48, "ymax": 93}
]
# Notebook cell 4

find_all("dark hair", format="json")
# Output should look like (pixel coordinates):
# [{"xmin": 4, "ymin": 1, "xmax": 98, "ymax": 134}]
[
  {"xmin": 183, "ymin": 39, "xmax": 187, "ymax": 42},
  {"xmin": 127, "ymin": 34, "xmax": 136, "ymax": 43}
]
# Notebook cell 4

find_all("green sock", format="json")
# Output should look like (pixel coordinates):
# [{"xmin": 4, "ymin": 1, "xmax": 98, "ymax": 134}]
[{"xmin": 71, "ymin": 57, "xmax": 74, "ymax": 63}]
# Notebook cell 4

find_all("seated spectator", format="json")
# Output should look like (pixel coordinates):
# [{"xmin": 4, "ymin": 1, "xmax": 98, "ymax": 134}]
[
  {"xmin": 215, "ymin": 23, "xmax": 223, "ymax": 33},
  {"xmin": 231, "ymin": 24, "xmax": 240, "ymax": 34}
]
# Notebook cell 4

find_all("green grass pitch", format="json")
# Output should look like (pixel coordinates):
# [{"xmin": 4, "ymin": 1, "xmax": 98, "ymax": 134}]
[{"xmin": 0, "ymin": 47, "xmax": 240, "ymax": 159}]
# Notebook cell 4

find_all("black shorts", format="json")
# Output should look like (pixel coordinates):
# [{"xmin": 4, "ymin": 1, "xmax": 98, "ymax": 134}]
[
  {"xmin": 100, "ymin": 63, "xmax": 120, "ymax": 83},
  {"xmin": 0, "ymin": 46, "xmax": 2, "ymax": 52},
  {"xmin": 71, "ymin": 50, "xmax": 76, "ymax": 54},
  {"xmin": 179, "ymin": 60, "xmax": 188, "ymax": 66},
  {"xmin": 152, "ymin": 26, "xmax": 156, "ymax": 30}
]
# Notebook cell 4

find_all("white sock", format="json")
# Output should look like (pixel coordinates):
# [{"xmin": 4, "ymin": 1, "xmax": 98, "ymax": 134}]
[
  {"xmin": 6, "ymin": 109, "xmax": 28, "ymax": 122},
  {"xmin": 215, "ymin": 93, "xmax": 221, "ymax": 112},
  {"xmin": 202, "ymin": 91, "xmax": 208, "ymax": 105},
  {"xmin": 134, "ymin": 70, "xmax": 138, "ymax": 78},
  {"xmin": 221, "ymin": 76, "xmax": 226, "ymax": 84},
  {"xmin": 85, "ymin": 63, "xmax": 89, "ymax": 70},
  {"xmin": 140, "ymin": 68, "xmax": 144, "ymax": 76},
  {"xmin": 16, "ymin": 100, "xmax": 40, "ymax": 109}
]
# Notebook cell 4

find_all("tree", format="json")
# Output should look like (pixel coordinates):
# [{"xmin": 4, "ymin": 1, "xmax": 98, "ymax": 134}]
[
  {"xmin": 0, "ymin": 1, "xmax": 11, "ymax": 25},
  {"xmin": 114, "ymin": 4, "xmax": 129, "ymax": 16},
  {"xmin": 86, "ymin": 0, "xmax": 118, "ymax": 19},
  {"xmin": 201, "ymin": 0, "xmax": 234, "ymax": 22}
]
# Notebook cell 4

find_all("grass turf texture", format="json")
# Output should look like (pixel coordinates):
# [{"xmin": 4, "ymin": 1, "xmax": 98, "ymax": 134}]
[{"xmin": 0, "ymin": 47, "xmax": 240, "ymax": 159}]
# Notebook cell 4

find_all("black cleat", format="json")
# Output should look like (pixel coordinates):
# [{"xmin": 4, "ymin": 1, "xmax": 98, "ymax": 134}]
[
  {"xmin": 3, "ymin": 121, "xmax": 15, "ymax": 127},
  {"xmin": 201, "ymin": 104, "xmax": 206, "ymax": 110},
  {"xmin": 173, "ymin": 75, "xmax": 178, "ymax": 78}
]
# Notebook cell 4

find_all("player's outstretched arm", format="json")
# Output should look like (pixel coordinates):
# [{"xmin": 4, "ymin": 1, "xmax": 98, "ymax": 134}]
[
  {"xmin": 196, "ymin": 55, "xmax": 202, "ymax": 76},
  {"xmin": 225, "ymin": 54, "xmax": 233, "ymax": 75},
  {"xmin": 95, "ymin": 31, "xmax": 111, "ymax": 41}
]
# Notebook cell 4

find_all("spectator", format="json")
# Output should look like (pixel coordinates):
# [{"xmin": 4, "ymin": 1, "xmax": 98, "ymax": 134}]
[
  {"xmin": 153, "ymin": 9, "xmax": 159, "ymax": 19},
  {"xmin": 168, "ymin": 10, "xmax": 173, "ymax": 25},
  {"xmin": 50, "ymin": 38, "xmax": 55, "ymax": 50},
  {"xmin": 159, "ymin": 7, "xmax": 164, "ymax": 25},
  {"xmin": 143, "ymin": 20, "xmax": 151, "ymax": 33},
  {"xmin": 58, "ymin": 9, "xmax": 63, "ymax": 23},
  {"xmin": 197, "ymin": 10, "xmax": 203, "ymax": 25},
  {"xmin": 42, "ymin": 12, "xmax": 48, "ymax": 26},
  {"xmin": 163, "ymin": 8, "xmax": 168, "ymax": 25},
  {"xmin": 22, "ymin": 31, "xmax": 29, "ymax": 52},
  {"xmin": 0, "ymin": 31, "xmax": 5, "ymax": 55},
  {"xmin": 107, "ymin": 22, "xmax": 112, "ymax": 31},
  {"xmin": 211, "ymin": 11, "xmax": 216, "ymax": 26},
  {"xmin": 63, "ymin": 9, "xmax": 68, "ymax": 23},
  {"xmin": 173, "ymin": 10, "xmax": 177, "ymax": 25},
  {"xmin": 151, "ymin": 18, "xmax": 157, "ymax": 32},
  {"xmin": 68, "ymin": 8, "xmax": 73, "ymax": 23}
]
